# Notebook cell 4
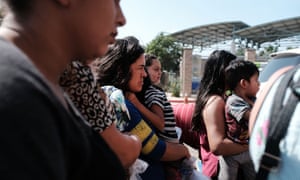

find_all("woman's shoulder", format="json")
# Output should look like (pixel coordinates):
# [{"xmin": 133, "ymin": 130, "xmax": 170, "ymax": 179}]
[
  {"xmin": 207, "ymin": 95, "xmax": 225, "ymax": 104},
  {"xmin": 205, "ymin": 95, "xmax": 225, "ymax": 111}
]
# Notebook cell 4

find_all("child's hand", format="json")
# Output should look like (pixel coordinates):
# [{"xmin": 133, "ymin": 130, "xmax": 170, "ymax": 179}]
[{"xmin": 125, "ymin": 92, "xmax": 139, "ymax": 105}]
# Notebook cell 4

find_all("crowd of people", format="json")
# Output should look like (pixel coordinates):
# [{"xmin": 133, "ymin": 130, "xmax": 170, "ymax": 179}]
[
  {"xmin": 95, "ymin": 36, "xmax": 190, "ymax": 180},
  {"xmin": 0, "ymin": 0, "xmax": 298, "ymax": 180}
]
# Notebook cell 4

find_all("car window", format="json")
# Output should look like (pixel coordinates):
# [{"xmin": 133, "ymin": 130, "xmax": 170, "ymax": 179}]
[{"xmin": 259, "ymin": 55, "xmax": 300, "ymax": 82}]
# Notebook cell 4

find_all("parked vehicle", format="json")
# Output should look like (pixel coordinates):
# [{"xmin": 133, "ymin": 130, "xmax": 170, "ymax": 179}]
[
  {"xmin": 192, "ymin": 77, "xmax": 201, "ymax": 94},
  {"xmin": 258, "ymin": 48, "xmax": 300, "ymax": 96},
  {"xmin": 259, "ymin": 48, "xmax": 300, "ymax": 82}
]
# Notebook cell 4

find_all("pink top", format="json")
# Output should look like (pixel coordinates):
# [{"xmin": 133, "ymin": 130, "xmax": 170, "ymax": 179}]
[{"xmin": 199, "ymin": 129, "xmax": 219, "ymax": 177}]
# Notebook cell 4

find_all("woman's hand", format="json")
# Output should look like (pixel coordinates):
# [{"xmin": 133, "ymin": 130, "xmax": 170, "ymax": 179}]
[{"xmin": 161, "ymin": 142, "xmax": 191, "ymax": 161}]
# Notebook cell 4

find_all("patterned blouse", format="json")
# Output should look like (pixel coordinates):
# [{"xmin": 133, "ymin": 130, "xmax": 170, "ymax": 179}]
[{"xmin": 59, "ymin": 61, "xmax": 116, "ymax": 133}]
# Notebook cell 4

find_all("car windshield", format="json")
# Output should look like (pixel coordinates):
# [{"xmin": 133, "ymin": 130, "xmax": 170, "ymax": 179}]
[{"xmin": 259, "ymin": 55, "xmax": 300, "ymax": 82}]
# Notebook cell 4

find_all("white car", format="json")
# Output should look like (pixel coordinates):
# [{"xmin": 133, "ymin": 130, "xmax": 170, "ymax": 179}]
[{"xmin": 257, "ymin": 48, "xmax": 300, "ymax": 97}]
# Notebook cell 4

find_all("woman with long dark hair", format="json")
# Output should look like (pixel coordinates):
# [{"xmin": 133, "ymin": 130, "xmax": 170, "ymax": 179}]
[{"xmin": 192, "ymin": 50, "xmax": 248, "ymax": 179}]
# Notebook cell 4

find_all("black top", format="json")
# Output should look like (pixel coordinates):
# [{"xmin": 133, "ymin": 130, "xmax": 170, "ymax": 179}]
[{"xmin": 0, "ymin": 38, "xmax": 125, "ymax": 180}]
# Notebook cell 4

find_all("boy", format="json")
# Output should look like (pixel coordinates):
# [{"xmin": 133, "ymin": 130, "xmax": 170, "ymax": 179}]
[{"xmin": 219, "ymin": 60, "xmax": 259, "ymax": 180}]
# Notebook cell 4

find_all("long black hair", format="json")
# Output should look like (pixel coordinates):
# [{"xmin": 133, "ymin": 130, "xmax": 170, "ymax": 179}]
[
  {"xmin": 96, "ymin": 36, "xmax": 145, "ymax": 91},
  {"xmin": 192, "ymin": 50, "xmax": 237, "ymax": 132}
]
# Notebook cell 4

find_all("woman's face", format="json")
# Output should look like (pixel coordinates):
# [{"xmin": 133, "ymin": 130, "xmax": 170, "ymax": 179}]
[
  {"xmin": 128, "ymin": 54, "xmax": 147, "ymax": 92},
  {"xmin": 70, "ymin": 0, "xmax": 126, "ymax": 61},
  {"xmin": 147, "ymin": 59, "xmax": 162, "ymax": 85}
]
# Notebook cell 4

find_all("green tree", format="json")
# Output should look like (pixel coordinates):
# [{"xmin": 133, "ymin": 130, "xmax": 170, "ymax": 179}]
[
  {"xmin": 235, "ymin": 46, "xmax": 246, "ymax": 56},
  {"xmin": 145, "ymin": 33, "xmax": 182, "ymax": 73},
  {"xmin": 257, "ymin": 45, "xmax": 278, "ymax": 57},
  {"xmin": 264, "ymin": 45, "xmax": 278, "ymax": 54}
]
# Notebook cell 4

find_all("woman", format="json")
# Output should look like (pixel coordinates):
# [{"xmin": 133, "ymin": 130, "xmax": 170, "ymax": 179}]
[
  {"xmin": 0, "ymin": 0, "xmax": 128, "ymax": 179},
  {"xmin": 192, "ymin": 50, "xmax": 248, "ymax": 179},
  {"xmin": 96, "ymin": 36, "xmax": 190, "ymax": 180},
  {"xmin": 59, "ymin": 60, "xmax": 142, "ymax": 169}
]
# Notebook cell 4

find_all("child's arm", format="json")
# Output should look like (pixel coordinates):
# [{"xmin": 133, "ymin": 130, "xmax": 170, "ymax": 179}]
[
  {"xmin": 149, "ymin": 104, "xmax": 165, "ymax": 121},
  {"xmin": 242, "ymin": 97, "xmax": 255, "ymax": 122},
  {"xmin": 126, "ymin": 92, "xmax": 165, "ymax": 131},
  {"xmin": 243, "ymin": 109, "xmax": 251, "ymax": 121}
]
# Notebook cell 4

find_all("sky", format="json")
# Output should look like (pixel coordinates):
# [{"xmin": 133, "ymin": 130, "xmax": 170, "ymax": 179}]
[{"xmin": 118, "ymin": 0, "xmax": 300, "ymax": 46}]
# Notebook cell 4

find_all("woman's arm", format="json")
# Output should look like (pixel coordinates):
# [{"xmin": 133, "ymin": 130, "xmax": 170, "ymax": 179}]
[
  {"xmin": 60, "ymin": 62, "xmax": 142, "ymax": 169},
  {"xmin": 126, "ymin": 92, "xmax": 165, "ymax": 131},
  {"xmin": 203, "ymin": 96, "xmax": 248, "ymax": 156},
  {"xmin": 100, "ymin": 123, "xmax": 142, "ymax": 168},
  {"xmin": 125, "ymin": 98, "xmax": 190, "ymax": 162},
  {"xmin": 160, "ymin": 142, "xmax": 190, "ymax": 161}
]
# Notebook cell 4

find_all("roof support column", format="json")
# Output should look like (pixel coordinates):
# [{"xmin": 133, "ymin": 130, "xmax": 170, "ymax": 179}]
[
  {"xmin": 180, "ymin": 48, "xmax": 193, "ymax": 97},
  {"xmin": 244, "ymin": 48, "xmax": 256, "ymax": 61}
]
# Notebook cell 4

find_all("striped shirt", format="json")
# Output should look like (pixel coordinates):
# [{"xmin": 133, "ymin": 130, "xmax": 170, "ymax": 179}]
[{"xmin": 144, "ymin": 85, "xmax": 178, "ymax": 142}]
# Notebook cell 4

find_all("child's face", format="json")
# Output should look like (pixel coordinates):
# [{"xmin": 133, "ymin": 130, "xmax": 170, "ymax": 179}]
[
  {"xmin": 147, "ymin": 59, "xmax": 162, "ymax": 85},
  {"xmin": 246, "ymin": 72, "xmax": 260, "ymax": 97}
]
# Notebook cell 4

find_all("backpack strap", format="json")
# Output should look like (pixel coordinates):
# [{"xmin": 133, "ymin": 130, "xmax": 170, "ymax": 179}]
[{"xmin": 256, "ymin": 65, "xmax": 300, "ymax": 179}]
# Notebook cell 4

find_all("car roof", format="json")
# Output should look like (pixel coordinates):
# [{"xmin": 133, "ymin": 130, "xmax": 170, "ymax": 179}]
[
  {"xmin": 259, "ymin": 49, "xmax": 300, "ymax": 83},
  {"xmin": 270, "ymin": 48, "xmax": 300, "ymax": 58}
]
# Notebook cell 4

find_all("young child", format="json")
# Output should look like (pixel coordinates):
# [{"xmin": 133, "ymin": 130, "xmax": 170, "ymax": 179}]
[
  {"xmin": 219, "ymin": 60, "xmax": 259, "ymax": 180},
  {"xmin": 137, "ymin": 54, "xmax": 180, "ymax": 143},
  {"xmin": 136, "ymin": 54, "xmax": 184, "ymax": 180}
]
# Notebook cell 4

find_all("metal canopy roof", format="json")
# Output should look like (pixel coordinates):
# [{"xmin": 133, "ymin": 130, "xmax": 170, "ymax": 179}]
[
  {"xmin": 169, "ymin": 16, "xmax": 300, "ymax": 49},
  {"xmin": 234, "ymin": 16, "xmax": 300, "ymax": 44},
  {"xmin": 170, "ymin": 21, "xmax": 249, "ymax": 48}
]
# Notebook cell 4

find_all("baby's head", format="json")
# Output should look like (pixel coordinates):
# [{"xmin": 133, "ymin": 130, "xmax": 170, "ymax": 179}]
[{"xmin": 225, "ymin": 60, "xmax": 259, "ymax": 96}]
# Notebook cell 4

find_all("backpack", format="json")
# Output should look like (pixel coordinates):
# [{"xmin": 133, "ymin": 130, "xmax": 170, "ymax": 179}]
[{"xmin": 250, "ymin": 64, "xmax": 300, "ymax": 180}]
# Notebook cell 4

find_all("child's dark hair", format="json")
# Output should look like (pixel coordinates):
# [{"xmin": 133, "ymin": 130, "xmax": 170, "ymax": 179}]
[
  {"xmin": 225, "ymin": 60, "xmax": 259, "ymax": 91},
  {"xmin": 145, "ymin": 54, "xmax": 158, "ymax": 67}
]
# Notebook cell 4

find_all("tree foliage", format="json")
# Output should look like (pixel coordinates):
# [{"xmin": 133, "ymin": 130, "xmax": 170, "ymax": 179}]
[
  {"xmin": 145, "ymin": 33, "xmax": 182, "ymax": 73},
  {"xmin": 258, "ymin": 45, "xmax": 279, "ymax": 57}
]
